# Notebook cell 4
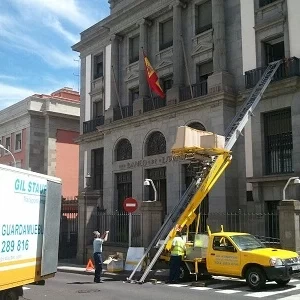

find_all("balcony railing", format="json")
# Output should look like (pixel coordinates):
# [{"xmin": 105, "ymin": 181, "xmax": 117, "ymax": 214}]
[
  {"xmin": 179, "ymin": 81, "xmax": 208, "ymax": 102},
  {"xmin": 113, "ymin": 105, "xmax": 133, "ymax": 121},
  {"xmin": 83, "ymin": 116, "xmax": 105, "ymax": 134},
  {"xmin": 245, "ymin": 57, "xmax": 300, "ymax": 89},
  {"xmin": 143, "ymin": 96, "xmax": 166, "ymax": 112}
]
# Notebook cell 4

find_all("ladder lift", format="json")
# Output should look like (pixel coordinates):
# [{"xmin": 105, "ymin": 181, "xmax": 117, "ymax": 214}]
[{"xmin": 127, "ymin": 60, "xmax": 282, "ymax": 284}]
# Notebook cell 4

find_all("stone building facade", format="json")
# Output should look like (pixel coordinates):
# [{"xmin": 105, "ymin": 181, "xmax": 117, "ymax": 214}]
[
  {"xmin": 73, "ymin": 0, "xmax": 300, "ymax": 259},
  {"xmin": 0, "ymin": 87, "xmax": 80, "ymax": 198}
]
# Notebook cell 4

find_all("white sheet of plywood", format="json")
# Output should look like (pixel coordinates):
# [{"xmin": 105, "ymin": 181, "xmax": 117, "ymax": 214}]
[{"xmin": 171, "ymin": 126, "xmax": 225, "ymax": 151}]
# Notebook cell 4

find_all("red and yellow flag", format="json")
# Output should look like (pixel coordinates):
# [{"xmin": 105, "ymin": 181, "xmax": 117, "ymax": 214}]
[{"xmin": 143, "ymin": 53, "xmax": 165, "ymax": 99}]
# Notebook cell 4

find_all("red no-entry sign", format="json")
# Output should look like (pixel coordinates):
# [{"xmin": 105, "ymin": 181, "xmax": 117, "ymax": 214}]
[{"xmin": 123, "ymin": 197, "xmax": 138, "ymax": 213}]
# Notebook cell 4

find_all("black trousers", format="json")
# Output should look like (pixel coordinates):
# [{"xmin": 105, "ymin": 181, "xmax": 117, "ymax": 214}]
[
  {"xmin": 93, "ymin": 252, "xmax": 103, "ymax": 282},
  {"xmin": 169, "ymin": 255, "xmax": 182, "ymax": 283}
]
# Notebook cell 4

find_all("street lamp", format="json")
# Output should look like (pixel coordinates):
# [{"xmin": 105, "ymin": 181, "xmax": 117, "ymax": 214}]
[
  {"xmin": 143, "ymin": 178, "xmax": 157, "ymax": 202},
  {"xmin": 282, "ymin": 176, "xmax": 300, "ymax": 200},
  {"xmin": 0, "ymin": 144, "xmax": 16, "ymax": 167}
]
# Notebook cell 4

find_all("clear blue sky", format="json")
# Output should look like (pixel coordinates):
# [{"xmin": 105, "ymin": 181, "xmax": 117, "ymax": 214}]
[{"xmin": 0, "ymin": 0, "xmax": 110, "ymax": 110}]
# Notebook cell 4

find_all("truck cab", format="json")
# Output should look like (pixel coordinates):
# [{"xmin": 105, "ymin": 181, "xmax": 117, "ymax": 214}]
[{"xmin": 206, "ymin": 232, "xmax": 300, "ymax": 290}]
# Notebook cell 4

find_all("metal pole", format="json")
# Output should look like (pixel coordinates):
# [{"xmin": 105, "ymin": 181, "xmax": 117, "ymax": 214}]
[
  {"xmin": 283, "ymin": 177, "xmax": 299, "ymax": 200},
  {"xmin": 180, "ymin": 35, "xmax": 193, "ymax": 99},
  {"xmin": 0, "ymin": 145, "xmax": 16, "ymax": 167},
  {"xmin": 129, "ymin": 213, "xmax": 132, "ymax": 247},
  {"xmin": 111, "ymin": 65, "xmax": 124, "ymax": 119},
  {"xmin": 150, "ymin": 180, "xmax": 157, "ymax": 202}
]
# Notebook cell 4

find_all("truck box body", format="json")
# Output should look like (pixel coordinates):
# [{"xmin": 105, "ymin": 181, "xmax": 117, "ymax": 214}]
[{"xmin": 0, "ymin": 164, "xmax": 62, "ymax": 293}]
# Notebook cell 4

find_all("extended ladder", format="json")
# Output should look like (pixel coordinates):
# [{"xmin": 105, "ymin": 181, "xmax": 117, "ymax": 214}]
[
  {"xmin": 128, "ymin": 60, "xmax": 282, "ymax": 283},
  {"xmin": 225, "ymin": 60, "xmax": 281, "ymax": 151}
]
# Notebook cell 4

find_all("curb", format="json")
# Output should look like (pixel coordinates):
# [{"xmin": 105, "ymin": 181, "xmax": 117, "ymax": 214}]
[{"xmin": 57, "ymin": 267, "xmax": 169, "ymax": 282}]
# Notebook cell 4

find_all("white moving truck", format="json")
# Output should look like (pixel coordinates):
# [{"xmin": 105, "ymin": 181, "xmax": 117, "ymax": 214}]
[{"xmin": 0, "ymin": 164, "xmax": 62, "ymax": 300}]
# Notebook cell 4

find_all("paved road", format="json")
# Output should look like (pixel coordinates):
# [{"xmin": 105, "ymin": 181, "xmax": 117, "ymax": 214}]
[{"xmin": 21, "ymin": 272, "xmax": 300, "ymax": 300}]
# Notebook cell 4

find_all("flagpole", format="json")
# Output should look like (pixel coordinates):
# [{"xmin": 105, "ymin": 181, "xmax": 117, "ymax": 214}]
[
  {"xmin": 142, "ymin": 47, "xmax": 156, "ymax": 110},
  {"xmin": 180, "ymin": 35, "xmax": 193, "ymax": 99},
  {"xmin": 111, "ymin": 65, "xmax": 124, "ymax": 119}
]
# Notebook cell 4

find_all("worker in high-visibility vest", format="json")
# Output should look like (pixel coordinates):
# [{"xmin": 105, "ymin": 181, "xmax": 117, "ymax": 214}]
[{"xmin": 168, "ymin": 230, "xmax": 186, "ymax": 284}]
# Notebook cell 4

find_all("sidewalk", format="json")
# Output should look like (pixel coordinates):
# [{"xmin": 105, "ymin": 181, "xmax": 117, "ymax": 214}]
[{"xmin": 57, "ymin": 263, "xmax": 169, "ymax": 282}]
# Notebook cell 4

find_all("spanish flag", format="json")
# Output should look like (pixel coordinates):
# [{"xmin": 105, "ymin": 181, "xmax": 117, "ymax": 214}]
[{"xmin": 143, "ymin": 52, "xmax": 165, "ymax": 99}]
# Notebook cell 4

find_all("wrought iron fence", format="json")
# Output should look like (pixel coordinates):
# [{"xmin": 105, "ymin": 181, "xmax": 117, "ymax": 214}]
[
  {"xmin": 83, "ymin": 116, "xmax": 104, "ymax": 134},
  {"xmin": 91, "ymin": 211, "xmax": 143, "ymax": 246},
  {"xmin": 113, "ymin": 105, "xmax": 133, "ymax": 121},
  {"xmin": 59, "ymin": 198, "xmax": 78, "ymax": 259},
  {"xmin": 143, "ymin": 96, "xmax": 166, "ymax": 112},
  {"xmin": 245, "ymin": 57, "xmax": 300, "ymax": 89},
  {"xmin": 179, "ymin": 81, "xmax": 208, "ymax": 102},
  {"xmin": 196, "ymin": 211, "xmax": 280, "ymax": 247}
]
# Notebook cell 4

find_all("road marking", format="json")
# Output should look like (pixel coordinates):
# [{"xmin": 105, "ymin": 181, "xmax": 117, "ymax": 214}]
[
  {"xmin": 168, "ymin": 284, "xmax": 188, "ymax": 287},
  {"xmin": 190, "ymin": 287, "xmax": 212, "ymax": 291},
  {"xmin": 245, "ymin": 283, "xmax": 300, "ymax": 298},
  {"xmin": 23, "ymin": 287, "xmax": 30, "ymax": 290},
  {"xmin": 279, "ymin": 295, "xmax": 300, "ymax": 300},
  {"xmin": 215, "ymin": 289, "xmax": 241, "ymax": 294}
]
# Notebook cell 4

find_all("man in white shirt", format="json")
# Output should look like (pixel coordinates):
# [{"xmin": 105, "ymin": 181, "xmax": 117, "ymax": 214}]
[{"xmin": 93, "ymin": 230, "xmax": 109, "ymax": 283}]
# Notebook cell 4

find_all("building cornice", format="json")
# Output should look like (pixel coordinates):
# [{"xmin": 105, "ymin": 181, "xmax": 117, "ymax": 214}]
[
  {"xmin": 76, "ymin": 91, "xmax": 236, "ymax": 144},
  {"xmin": 72, "ymin": 0, "xmax": 174, "ymax": 53}
]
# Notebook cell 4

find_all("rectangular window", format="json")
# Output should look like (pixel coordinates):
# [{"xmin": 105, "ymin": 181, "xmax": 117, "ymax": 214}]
[
  {"xmin": 264, "ymin": 38, "xmax": 284, "ymax": 64},
  {"xmin": 196, "ymin": 61, "xmax": 213, "ymax": 82},
  {"xmin": 259, "ymin": 0, "xmax": 277, "ymax": 8},
  {"xmin": 159, "ymin": 19, "xmax": 173, "ymax": 51},
  {"xmin": 15, "ymin": 132, "xmax": 22, "ymax": 151},
  {"xmin": 264, "ymin": 108, "xmax": 293, "ymax": 175},
  {"xmin": 161, "ymin": 75, "xmax": 173, "ymax": 91},
  {"xmin": 93, "ymin": 53, "xmax": 104, "ymax": 79},
  {"xmin": 195, "ymin": 1, "xmax": 212, "ymax": 35},
  {"xmin": 129, "ymin": 35, "xmax": 140, "ymax": 64},
  {"xmin": 93, "ymin": 101, "xmax": 103, "ymax": 118},
  {"xmin": 5, "ymin": 137, "xmax": 11, "ymax": 152},
  {"xmin": 129, "ymin": 87, "xmax": 139, "ymax": 104}
]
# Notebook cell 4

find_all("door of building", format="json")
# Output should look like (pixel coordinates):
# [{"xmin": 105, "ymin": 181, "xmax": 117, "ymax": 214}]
[
  {"xmin": 116, "ymin": 172, "xmax": 132, "ymax": 212},
  {"xmin": 146, "ymin": 167, "xmax": 167, "ymax": 216}
]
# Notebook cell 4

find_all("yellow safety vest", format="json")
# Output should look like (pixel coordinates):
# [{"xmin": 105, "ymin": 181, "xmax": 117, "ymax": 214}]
[{"xmin": 171, "ymin": 237, "xmax": 185, "ymax": 256}]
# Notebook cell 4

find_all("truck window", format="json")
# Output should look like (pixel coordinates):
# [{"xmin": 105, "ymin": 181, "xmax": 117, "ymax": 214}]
[
  {"xmin": 230, "ymin": 234, "xmax": 266, "ymax": 251},
  {"xmin": 213, "ymin": 236, "xmax": 236, "ymax": 252}
]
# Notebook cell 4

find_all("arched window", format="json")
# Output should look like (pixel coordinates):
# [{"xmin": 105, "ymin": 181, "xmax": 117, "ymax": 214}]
[
  {"xmin": 116, "ymin": 139, "xmax": 132, "ymax": 161},
  {"xmin": 188, "ymin": 122, "xmax": 206, "ymax": 131},
  {"xmin": 146, "ymin": 131, "xmax": 166, "ymax": 156}
]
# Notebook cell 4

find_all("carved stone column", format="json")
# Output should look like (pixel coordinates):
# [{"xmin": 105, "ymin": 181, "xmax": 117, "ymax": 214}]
[
  {"xmin": 139, "ymin": 18, "xmax": 151, "ymax": 99},
  {"xmin": 172, "ymin": 0, "xmax": 184, "ymax": 87},
  {"xmin": 167, "ymin": 0, "xmax": 185, "ymax": 105},
  {"xmin": 111, "ymin": 34, "xmax": 121, "ymax": 108},
  {"xmin": 207, "ymin": 0, "xmax": 234, "ymax": 94},
  {"xmin": 212, "ymin": 0, "xmax": 226, "ymax": 72},
  {"xmin": 105, "ymin": 34, "xmax": 121, "ymax": 123}
]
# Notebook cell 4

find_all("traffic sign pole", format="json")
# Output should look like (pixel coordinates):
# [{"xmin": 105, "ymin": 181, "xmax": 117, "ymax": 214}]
[
  {"xmin": 129, "ymin": 212, "xmax": 132, "ymax": 247},
  {"xmin": 123, "ymin": 197, "xmax": 138, "ymax": 248}
]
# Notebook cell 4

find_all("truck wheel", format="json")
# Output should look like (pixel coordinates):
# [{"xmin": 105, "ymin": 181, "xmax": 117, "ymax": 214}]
[
  {"xmin": 275, "ymin": 279, "xmax": 290, "ymax": 286},
  {"xmin": 0, "ymin": 289, "xmax": 19, "ymax": 300},
  {"xmin": 246, "ymin": 267, "xmax": 266, "ymax": 290}
]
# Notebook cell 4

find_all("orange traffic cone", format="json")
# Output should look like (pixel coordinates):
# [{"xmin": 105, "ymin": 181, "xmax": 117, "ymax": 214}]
[{"xmin": 86, "ymin": 259, "xmax": 95, "ymax": 272}]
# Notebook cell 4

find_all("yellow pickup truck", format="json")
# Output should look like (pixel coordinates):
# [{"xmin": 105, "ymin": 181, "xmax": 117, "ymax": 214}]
[{"xmin": 162, "ymin": 229, "xmax": 300, "ymax": 290}]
